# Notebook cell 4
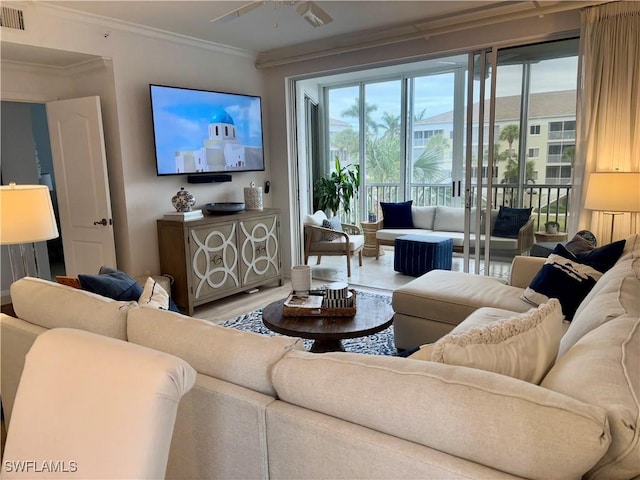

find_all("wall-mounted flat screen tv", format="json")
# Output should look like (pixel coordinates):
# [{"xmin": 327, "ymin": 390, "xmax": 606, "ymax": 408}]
[{"xmin": 149, "ymin": 84, "xmax": 265, "ymax": 176}]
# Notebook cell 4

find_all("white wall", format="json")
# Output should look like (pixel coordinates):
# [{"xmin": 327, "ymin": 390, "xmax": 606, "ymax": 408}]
[
  {"xmin": 1, "ymin": 2, "xmax": 268, "ymax": 278},
  {"xmin": 1, "ymin": 2, "xmax": 582, "ymax": 286}
]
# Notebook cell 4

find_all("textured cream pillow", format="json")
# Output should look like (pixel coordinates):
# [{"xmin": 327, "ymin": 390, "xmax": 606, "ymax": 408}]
[
  {"xmin": 303, "ymin": 210, "xmax": 328, "ymax": 242},
  {"xmin": 408, "ymin": 344, "xmax": 435, "ymax": 361},
  {"xmin": 138, "ymin": 277, "xmax": 170, "ymax": 310},
  {"xmin": 427, "ymin": 299, "xmax": 564, "ymax": 384}
]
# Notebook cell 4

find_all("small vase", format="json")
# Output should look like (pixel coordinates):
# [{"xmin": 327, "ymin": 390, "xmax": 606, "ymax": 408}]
[
  {"xmin": 172, "ymin": 187, "xmax": 196, "ymax": 212},
  {"xmin": 544, "ymin": 221, "xmax": 559, "ymax": 234}
]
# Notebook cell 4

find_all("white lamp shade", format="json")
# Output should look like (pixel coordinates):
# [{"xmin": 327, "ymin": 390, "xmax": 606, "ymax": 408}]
[
  {"xmin": 584, "ymin": 172, "xmax": 640, "ymax": 213},
  {"xmin": 0, "ymin": 184, "xmax": 59, "ymax": 245}
]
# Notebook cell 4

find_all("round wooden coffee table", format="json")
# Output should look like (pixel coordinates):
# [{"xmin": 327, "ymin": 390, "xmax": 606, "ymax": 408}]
[{"xmin": 262, "ymin": 295, "xmax": 394, "ymax": 353}]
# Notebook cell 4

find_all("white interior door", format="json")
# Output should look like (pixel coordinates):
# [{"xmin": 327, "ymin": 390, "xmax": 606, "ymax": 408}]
[{"xmin": 46, "ymin": 96, "xmax": 116, "ymax": 276}]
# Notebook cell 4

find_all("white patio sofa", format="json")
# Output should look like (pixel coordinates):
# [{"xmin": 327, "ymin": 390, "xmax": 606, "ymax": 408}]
[{"xmin": 374, "ymin": 205, "xmax": 534, "ymax": 257}]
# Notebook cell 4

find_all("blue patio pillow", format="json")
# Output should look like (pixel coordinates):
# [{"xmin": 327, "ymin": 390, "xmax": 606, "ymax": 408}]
[
  {"xmin": 492, "ymin": 206, "xmax": 532, "ymax": 238},
  {"xmin": 381, "ymin": 201, "xmax": 413, "ymax": 229},
  {"xmin": 78, "ymin": 266, "xmax": 143, "ymax": 302}
]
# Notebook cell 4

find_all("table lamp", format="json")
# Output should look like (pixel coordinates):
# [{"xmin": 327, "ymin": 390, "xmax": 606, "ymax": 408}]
[
  {"xmin": 584, "ymin": 172, "xmax": 640, "ymax": 243},
  {"xmin": 0, "ymin": 182, "xmax": 59, "ymax": 280}
]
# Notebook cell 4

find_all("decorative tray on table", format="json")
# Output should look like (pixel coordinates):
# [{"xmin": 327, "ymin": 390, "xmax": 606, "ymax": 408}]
[{"xmin": 282, "ymin": 289, "xmax": 357, "ymax": 317}]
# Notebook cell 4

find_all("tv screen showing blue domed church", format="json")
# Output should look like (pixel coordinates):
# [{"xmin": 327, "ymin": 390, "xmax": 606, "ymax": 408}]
[{"xmin": 150, "ymin": 84, "xmax": 265, "ymax": 175}]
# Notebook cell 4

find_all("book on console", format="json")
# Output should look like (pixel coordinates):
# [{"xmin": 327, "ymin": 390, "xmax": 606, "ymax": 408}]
[
  {"xmin": 163, "ymin": 209, "xmax": 204, "ymax": 221},
  {"xmin": 284, "ymin": 293, "xmax": 324, "ymax": 309}
]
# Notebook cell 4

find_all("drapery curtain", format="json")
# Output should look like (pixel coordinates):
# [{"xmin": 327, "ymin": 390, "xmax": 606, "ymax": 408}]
[{"xmin": 571, "ymin": 1, "xmax": 640, "ymax": 243}]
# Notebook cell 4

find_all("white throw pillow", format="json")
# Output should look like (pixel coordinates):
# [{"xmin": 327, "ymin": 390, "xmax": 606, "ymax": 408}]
[
  {"xmin": 138, "ymin": 277, "xmax": 170, "ymax": 310},
  {"xmin": 303, "ymin": 210, "xmax": 328, "ymax": 242},
  {"xmin": 411, "ymin": 206, "xmax": 437, "ymax": 230},
  {"xmin": 433, "ymin": 206, "xmax": 477, "ymax": 233},
  {"xmin": 303, "ymin": 210, "xmax": 327, "ymax": 226},
  {"xmin": 425, "ymin": 299, "xmax": 564, "ymax": 384}
]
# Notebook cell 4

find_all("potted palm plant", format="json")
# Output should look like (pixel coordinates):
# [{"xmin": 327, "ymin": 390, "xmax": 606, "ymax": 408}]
[{"xmin": 314, "ymin": 156, "xmax": 360, "ymax": 217}]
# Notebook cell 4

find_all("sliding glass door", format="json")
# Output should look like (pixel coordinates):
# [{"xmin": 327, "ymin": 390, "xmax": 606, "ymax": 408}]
[
  {"xmin": 309, "ymin": 37, "xmax": 578, "ymax": 273},
  {"xmin": 409, "ymin": 68, "xmax": 464, "ymax": 208},
  {"xmin": 464, "ymin": 39, "xmax": 579, "ymax": 272},
  {"xmin": 324, "ymin": 55, "xmax": 469, "ymax": 222}
]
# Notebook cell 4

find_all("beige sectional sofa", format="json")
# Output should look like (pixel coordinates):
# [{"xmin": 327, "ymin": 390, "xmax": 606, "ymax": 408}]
[
  {"xmin": 375, "ymin": 205, "xmax": 535, "ymax": 257},
  {"xmin": 392, "ymin": 235, "xmax": 638, "ymax": 352},
  {"xmin": 2, "ymin": 232, "xmax": 639, "ymax": 479}
]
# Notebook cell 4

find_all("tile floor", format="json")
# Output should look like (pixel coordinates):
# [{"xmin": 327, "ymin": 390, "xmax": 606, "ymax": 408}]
[
  {"xmin": 192, "ymin": 246, "xmax": 514, "ymax": 324},
  {"xmin": 308, "ymin": 246, "xmax": 513, "ymax": 292}
]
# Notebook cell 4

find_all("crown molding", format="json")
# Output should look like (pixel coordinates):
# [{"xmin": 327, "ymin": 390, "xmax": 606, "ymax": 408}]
[
  {"xmin": 66, "ymin": 57, "xmax": 113, "ymax": 76},
  {"xmin": 1, "ymin": 58, "xmax": 68, "ymax": 76},
  {"xmin": 1, "ymin": 56, "xmax": 109, "ymax": 77},
  {"xmin": 255, "ymin": 0, "xmax": 605, "ymax": 69},
  {"xmin": 37, "ymin": 3, "xmax": 256, "ymax": 60}
]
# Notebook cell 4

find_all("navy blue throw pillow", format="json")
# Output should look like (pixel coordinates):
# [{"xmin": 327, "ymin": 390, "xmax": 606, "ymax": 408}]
[
  {"xmin": 381, "ymin": 201, "xmax": 413, "ymax": 229},
  {"xmin": 78, "ymin": 266, "xmax": 143, "ymax": 302},
  {"xmin": 167, "ymin": 297, "xmax": 180, "ymax": 313},
  {"xmin": 492, "ymin": 206, "xmax": 532, "ymax": 238},
  {"xmin": 522, "ymin": 244, "xmax": 603, "ymax": 320},
  {"xmin": 573, "ymin": 239, "xmax": 625, "ymax": 273}
]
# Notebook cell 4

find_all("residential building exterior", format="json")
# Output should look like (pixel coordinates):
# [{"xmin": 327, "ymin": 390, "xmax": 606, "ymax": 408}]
[{"xmin": 413, "ymin": 89, "xmax": 576, "ymax": 186}]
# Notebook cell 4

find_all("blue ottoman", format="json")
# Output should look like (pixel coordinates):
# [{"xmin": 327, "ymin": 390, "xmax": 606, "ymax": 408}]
[{"xmin": 394, "ymin": 235, "xmax": 453, "ymax": 276}]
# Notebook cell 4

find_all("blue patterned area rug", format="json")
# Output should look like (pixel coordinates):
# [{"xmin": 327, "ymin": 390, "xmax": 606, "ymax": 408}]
[{"xmin": 222, "ymin": 290, "xmax": 398, "ymax": 356}]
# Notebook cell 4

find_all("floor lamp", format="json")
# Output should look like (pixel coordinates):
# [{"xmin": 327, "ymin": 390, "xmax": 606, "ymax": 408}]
[
  {"xmin": 0, "ymin": 183, "xmax": 59, "ymax": 280},
  {"xmin": 584, "ymin": 172, "xmax": 640, "ymax": 244}
]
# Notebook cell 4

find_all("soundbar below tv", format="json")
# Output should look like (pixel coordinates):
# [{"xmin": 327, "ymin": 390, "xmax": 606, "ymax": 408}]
[
  {"xmin": 187, "ymin": 174, "xmax": 232, "ymax": 184},
  {"xmin": 149, "ymin": 84, "xmax": 265, "ymax": 177}
]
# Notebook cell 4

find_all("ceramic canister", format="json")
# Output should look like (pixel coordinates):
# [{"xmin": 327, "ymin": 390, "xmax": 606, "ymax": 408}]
[
  {"xmin": 291, "ymin": 265, "xmax": 312, "ymax": 294},
  {"xmin": 244, "ymin": 182, "xmax": 263, "ymax": 211},
  {"xmin": 325, "ymin": 282, "xmax": 349, "ymax": 299}
]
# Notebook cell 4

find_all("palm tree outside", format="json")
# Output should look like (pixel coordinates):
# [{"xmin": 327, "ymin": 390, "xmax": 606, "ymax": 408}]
[
  {"xmin": 499, "ymin": 124, "xmax": 520, "ymax": 158},
  {"xmin": 328, "ymin": 97, "xmax": 449, "ymax": 216}
]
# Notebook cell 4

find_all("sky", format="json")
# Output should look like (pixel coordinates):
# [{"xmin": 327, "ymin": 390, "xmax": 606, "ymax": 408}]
[{"xmin": 328, "ymin": 56, "xmax": 579, "ymax": 128}]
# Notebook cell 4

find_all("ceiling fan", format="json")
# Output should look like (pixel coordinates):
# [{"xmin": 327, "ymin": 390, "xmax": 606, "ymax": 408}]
[{"xmin": 211, "ymin": 1, "xmax": 333, "ymax": 28}]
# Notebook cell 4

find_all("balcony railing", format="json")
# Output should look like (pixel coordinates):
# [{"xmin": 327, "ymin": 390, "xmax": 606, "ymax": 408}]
[
  {"xmin": 347, "ymin": 182, "xmax": 571, "ymax": 233},
  {"xmin": 548, "ymin": 130, "xmax": 575, "ymax": 140},
  {"xmin": 547, "ymin": 154, "xmax": 574, "ymax": 163}
]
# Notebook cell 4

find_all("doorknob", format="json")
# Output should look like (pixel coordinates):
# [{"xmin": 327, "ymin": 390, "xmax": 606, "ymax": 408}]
[{"xmin": 93, "ymin": 218, "xmax": 109, "ymax": 226}]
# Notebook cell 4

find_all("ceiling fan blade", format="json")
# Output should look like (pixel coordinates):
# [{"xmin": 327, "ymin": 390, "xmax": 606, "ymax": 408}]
[
  {"xmin": 296, "ymin": 1, "xmax": 333, "ymax": 28},
  {"xmin": 210, "ymin": 1, "xmax": 264, "ymax": 24}
]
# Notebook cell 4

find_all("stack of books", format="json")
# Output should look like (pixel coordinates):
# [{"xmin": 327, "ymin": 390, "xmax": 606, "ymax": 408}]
[{"xmin": 163, "ymin": 209, "xmax": 204, "ymax": 221}]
